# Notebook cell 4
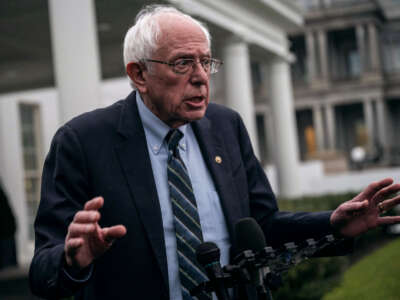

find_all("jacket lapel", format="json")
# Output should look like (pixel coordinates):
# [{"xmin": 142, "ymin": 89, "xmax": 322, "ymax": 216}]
[
  {"xmin": 192, "ymin": 115, "xmax": 243, "ymax": 245},
  {"xmin": 114, "ymin": 92, "xmax": 169, "ymax": 290}
]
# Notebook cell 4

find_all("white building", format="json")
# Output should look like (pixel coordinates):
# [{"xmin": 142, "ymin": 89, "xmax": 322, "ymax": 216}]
[{"xmin": 0, "ymin": 0, "xmax": 303, "ymax": 269}]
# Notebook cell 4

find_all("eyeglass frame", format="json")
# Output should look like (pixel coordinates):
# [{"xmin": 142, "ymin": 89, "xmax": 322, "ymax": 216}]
[{"xmin": 143, "ymin": 57, "xmax": 223, "ymax": 75}]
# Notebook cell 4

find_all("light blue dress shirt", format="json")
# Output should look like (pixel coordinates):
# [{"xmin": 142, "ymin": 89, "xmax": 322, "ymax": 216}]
[{"xmin": 136, "ymin": 93, "xmax": 231, "ymax": 300}]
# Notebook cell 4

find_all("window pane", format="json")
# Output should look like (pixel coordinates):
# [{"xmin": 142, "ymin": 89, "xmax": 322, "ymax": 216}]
[
  {"xmin": 23, "ymin": 152, "xmax": 37, "ymax": 170},
  {"xmin": 348, "ymin": 50, "xmax": 360, "ymax": 77},
  {"xmin": 19, "ymin": 103, "xmax": 42, "ymax": 241},
  {"xmin": 20, "ymin": 105, "xmax": 34, "ymax": 125},
  {"xmin": 23, "ymin": 131, "xmax": 35, "ymax": 147}
]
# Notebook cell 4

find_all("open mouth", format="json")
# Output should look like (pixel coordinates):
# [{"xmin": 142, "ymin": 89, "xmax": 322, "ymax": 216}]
[
  {"xmin": 186, "ymin": 96, "xmax": 204, "ymax": 103},
  {"xmin": 184, "ymin": 96, "xmax": 206, "ymax": 108}
]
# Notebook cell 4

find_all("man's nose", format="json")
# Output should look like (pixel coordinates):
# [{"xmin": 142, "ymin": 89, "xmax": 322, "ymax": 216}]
[{"xmin": 190, "ymin": 62, "xmax": 209, "ymax": 85}]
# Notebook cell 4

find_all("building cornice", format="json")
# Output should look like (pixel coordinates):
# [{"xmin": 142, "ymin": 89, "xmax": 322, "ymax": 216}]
[{"xmin": 168, "ymin": 0, "xmax": 301, "ymax": 60}]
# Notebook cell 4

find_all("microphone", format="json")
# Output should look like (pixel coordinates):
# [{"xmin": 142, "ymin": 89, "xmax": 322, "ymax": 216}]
[
  {"xmin": 235, "ymin": 218, "xmax": 266, "ymax": 253},
  {"xmin": 196, "ymin": 242, "xmax": 230, "ymax": 300},
  {"xmin": 235, "ymin": 218, "xmax": 272, "ymax": 300}
]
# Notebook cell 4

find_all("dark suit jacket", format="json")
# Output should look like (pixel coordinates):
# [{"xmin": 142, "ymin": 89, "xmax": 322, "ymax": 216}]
[
  {"xmin": 30, "ymin": 91, "xmax": 335, "ymax": 300},
  {"xmin": 0, "ymin": 182, "xmax": 16, "ymax": 239}
]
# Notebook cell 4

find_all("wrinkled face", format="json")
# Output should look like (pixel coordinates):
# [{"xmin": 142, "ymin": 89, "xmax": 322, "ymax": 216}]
[{"xmin": 139, "ymin": 15, "xmax": 210, "ymax": 128}]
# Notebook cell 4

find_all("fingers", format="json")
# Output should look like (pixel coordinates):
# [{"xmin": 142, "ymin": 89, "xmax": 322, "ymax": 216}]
[
  {"xmin": 359, "ymin": 178, "xmax": 393, "ymax": 201},
  {"xmin": 84, "ymin": 196, "xmax": 104, "ymax": 211},
  {"xmin": 73, "ymin": 210, "xmax": 100, "ymax": 223},
  {"xmin": 68, "ymin": 222, "xmax": 97, "ymax": 238},
  {"xmin": 377, "ymin": 216, "xmax": 400, "ymax": 226},
  {"xmin": 64, "ymin": 237, "xmax": 85, "ymax": 267},
  {"xmin": 67, "ymin": 199, "xmax": 102, "ymax": 238},
  {"xmin": 65, "ymin": 237, "xmax": 84, "ymax": 256},
  {"xmin": 371, "ymin": 183, "xmax": 400, "ymax": 206},
  {"xmin": 102, "ymin": 225, "xmax": 127, "ymax": 244},
  {"xmin": 378, "ymin": 194, "xmax": 400, "ymax": 213}
]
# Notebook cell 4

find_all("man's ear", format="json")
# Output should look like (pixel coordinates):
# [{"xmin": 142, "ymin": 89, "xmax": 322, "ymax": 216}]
[{"xmin": 126, "ymin": 62, "xmax": 147, "ymax": 93}]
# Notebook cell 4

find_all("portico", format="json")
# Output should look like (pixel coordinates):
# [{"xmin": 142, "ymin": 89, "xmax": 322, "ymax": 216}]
[{"xmin": 170, "ymin": 0, "xmax": 304, "ymax": 197}]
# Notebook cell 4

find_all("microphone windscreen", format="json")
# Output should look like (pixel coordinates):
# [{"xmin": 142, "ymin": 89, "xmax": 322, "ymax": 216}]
[
  {"xmin": 235, "ymin": 217, "xmax": 266, "ymax": 252},
  {"xmin": 196, "ymin": 241, "xmax": 220, "ymax": 266}
]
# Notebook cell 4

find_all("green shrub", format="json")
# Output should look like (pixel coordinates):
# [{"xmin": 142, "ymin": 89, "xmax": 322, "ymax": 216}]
[
  {"xmin": 278, "ymin": 192, "xmax": 358, "ymax": 212},
  {"xmin": 272, "ymin": 256, "xmax": 348, "ymax": 300}
]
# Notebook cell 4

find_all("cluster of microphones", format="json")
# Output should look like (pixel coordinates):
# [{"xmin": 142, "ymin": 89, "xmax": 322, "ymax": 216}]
[{"xmin": 193, "ymin": 217, "xmax": 344, "ymax": 300}]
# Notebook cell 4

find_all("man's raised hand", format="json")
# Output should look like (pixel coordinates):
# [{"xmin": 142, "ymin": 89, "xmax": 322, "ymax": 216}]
[
  {"xmin": 64, "ymin": 197, "xmax": 127, "ymax": 269},
  {"xmin": 330, "ymin": 178, "xmax": 400, "ymax": 238}
]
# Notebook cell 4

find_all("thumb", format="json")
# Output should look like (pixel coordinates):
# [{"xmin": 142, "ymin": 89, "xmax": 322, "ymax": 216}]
[{"xmin": 102, "ymin": 225, "xmax": 127, "ymax": 244}]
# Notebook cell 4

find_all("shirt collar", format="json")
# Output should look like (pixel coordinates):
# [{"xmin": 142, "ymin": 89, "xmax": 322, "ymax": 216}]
[{"xmin": 136, "ymin": 92, "xmax": 188, "ymax": 155}]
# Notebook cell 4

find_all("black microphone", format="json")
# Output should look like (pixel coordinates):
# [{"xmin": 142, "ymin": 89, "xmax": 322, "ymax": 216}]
[
  {"xmin": 196, "ymin": 242, "xmax": 230, "ymax": 300},
  {"xmin": 235, "ymin": 217, "xmax": 267, "ymax": 253},
  {"xmin": 235, "ymin": 218, "xmax": 272, "ymax": 300}
]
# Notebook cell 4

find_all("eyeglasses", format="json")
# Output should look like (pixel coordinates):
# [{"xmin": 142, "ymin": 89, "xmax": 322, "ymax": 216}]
[{"xmin": 144, "ymin": 58, "xmax": 223, "ymax": 75}]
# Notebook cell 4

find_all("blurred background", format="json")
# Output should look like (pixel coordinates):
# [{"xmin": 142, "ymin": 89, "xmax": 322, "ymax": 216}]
[{"xmin": 1, "ymin": 0, "xmax": 399, "ymax": 299}]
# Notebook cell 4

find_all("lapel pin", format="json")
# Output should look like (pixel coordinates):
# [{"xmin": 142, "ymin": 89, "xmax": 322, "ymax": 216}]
[{"xmin": 215, "ymin": 156, "xmax": 222, "ymax": 164}]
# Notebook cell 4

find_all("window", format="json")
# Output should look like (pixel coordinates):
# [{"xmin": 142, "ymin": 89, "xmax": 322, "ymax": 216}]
[
  {"xmin": 382, "ymin": 33, "xmax": 400, "ymax": 73},
  {"xmin": 290, "ymin": 35, "xmax": 307, "ymax": 84},
  {"xmin": 347, "ymin": 50, "xmax": 361, "ymax": 77},
  {"xmin": 251, "ymin": 62, "xmax": 262, "ymax": 93},
  {"xmin": 329, "ymin": 28, "xmax": 359, "ymax": 80},
  {"xmin": 19, "ymin": 103, "xmax": 43, "ymax": 241},
  {"xmin": 256, "ymin": 114, "xmax": 269, "ymax": 164}
]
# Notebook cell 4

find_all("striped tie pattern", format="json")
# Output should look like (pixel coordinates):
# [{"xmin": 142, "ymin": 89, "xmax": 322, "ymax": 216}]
[{"xmin": 166, "ymin": 129, "xmax": 211, "ymax": 300}]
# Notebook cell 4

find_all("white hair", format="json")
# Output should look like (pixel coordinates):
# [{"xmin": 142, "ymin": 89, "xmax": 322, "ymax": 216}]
[{"xmin": 123, "ymin": 4, "xmax": 212, "ymax": 89}]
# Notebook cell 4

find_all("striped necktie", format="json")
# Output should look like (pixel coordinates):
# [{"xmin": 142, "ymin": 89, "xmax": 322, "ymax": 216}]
[{"xmin": 166, "ymin": 129, "xmax": 211, "ymax": 300}]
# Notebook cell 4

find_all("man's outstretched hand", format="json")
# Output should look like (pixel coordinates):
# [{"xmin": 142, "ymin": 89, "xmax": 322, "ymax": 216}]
[
  {"xmin": 64, "ymin": 197, "xmax": 127, "ymax": 269},
  {"xmin": 330, "ymin": 178, "xmax": 400, "ymax": 238}
]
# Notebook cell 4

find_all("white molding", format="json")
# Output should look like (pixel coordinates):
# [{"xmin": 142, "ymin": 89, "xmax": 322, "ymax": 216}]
[
  {"xmin": 257, "ymin": 0, "xmax": 303, "ymax": 26},
  {"xmin": 168, "ymin": 0, "xmax": 296, "ymax": 60},
  {"xmin": 200, "ymin": 0, "xmax": 286, "ymax": 42}
]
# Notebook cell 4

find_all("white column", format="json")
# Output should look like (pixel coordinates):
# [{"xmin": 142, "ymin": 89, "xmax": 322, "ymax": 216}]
[
  {"xmin": 368, "ymin": 22, "xmax": 381, "ymax": 72},
  {"xmin": 267, "ymin": 57, "xmax": 301, "ymax": 198},
  {"xmin": 376, "ymin": 99, "xmax": 389, "ymax": 157},
  {"xmin": 223, "ymin": 38, "xmax": 259, "ymax": 157},
  {"xmin": 312, "ymin": 104, "xmax": 324, "ymax": 151},
  {"xmin": 356, "ymin": 24, "xmax": 366, "ymax": 74},
  {"xmin": 305, "ymin": 31, "xmax": 317, "ymax": 82},
  {"xmin": 317, "ymin": 30, "xmax": 329, "ymax": 82},
  {"xmin": 363, "ymin": 99, "xmax": 374, "ymax": 150},
  {"xmin": 48, "ymin": 0, "xmax": 101, "ymax": 123},
  {"xmin": 325, "ymin": 103, "xmax": 336, "ymax": 150},
  {"xmin": 265, "ymin": 110, "xmax": 276, "ymax": 164}
]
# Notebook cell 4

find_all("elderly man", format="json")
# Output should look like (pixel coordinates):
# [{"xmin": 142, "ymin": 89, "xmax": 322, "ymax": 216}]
[{"xmin": 30, "ymin": 5, "xmax": 400, "ymax": 300}]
